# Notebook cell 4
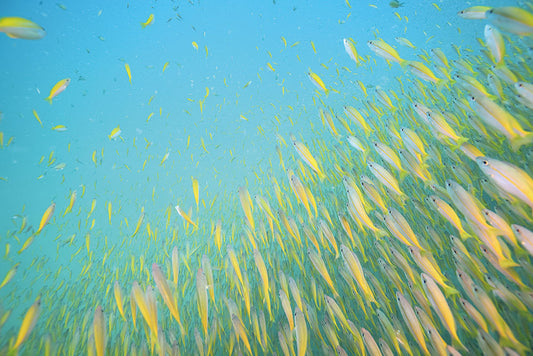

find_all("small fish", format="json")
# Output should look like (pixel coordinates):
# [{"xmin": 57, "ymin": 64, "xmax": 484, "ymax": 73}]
[
  {"xmin": 108, "ymin": 125, "xmax": 121, "ymax": 140},
  {"xmin": 37, "ymin": 202, "xmax": 55, "ymax": 234},
  {"xmin": 395, "ymin": 37, "xmax": 415, "ymax": 48},
  {"xmin": 140, "ymin": 14, "xmax": 154, "ymax": 28},
  {"xmin": 0, "ymin": 263, "xmax": 19, "ymax": 290},
  {"xmin": 32, "ymin": 109, "xmax": 43, "ymax": 127},
  {"xmin": 45, "ymin": 78, "xmax": 71, "ymax": 103},
  {"xmin": 0, "ymin": 17, "xmax": 46, "ymax": 40},
  {"xmin": 343, "ymin": 38, "xmax": 360, "ymax": 65},
  {"xmin": 367, "ymin": 38, "xmax": 404, "ymax": 64},
  {"xmin": 175, "ymin": 205, "xmax": 198, "ymax": 228},
  {"xmin": 308, "ymin": 70, "xmax": 328, "ymax": 94},
  {"xmin": 192, "ymin": 177, "xmax": 199, "ymax": 209},
  {"xmin": 160, "ymin": 152, "xmax": 169, "ymax": 165},
  {"xmin": 52, "ymin": 125, "xmax": 67, "ymax": 132},
  {"xmin": 457, "ymin": 6, "xmax": 491, "ymax": 20},
  {"xmin": 125, "ymin": 63, "xmax": 132, "ymax": 84}
]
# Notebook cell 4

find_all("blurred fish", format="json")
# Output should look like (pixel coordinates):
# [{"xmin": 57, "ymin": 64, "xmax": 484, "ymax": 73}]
[{"xmin": 0, "ymin": 17, "xmax": 45, "ymax": 39}]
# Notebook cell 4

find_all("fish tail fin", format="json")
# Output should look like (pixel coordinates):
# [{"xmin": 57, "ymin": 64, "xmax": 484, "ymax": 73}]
[
  {"xmin": 372, "ymin": 228, "xmax": 388, "ymax": 240},
  {"xmin": 140, "ymin": 22, "xmax": 147, "ymax": 29},
  {"xmin": 44, "ymin": 97, "xmax": 52, "ymax": 104},
  {"xmin": 399, "ymin": 169, "xmax": 410, "ymax": 182},
  {"xmin": 435, "ymin": 78, "xmax": 448, "ymax": 90},
  {"xmin": 422, "ymin": 178, "xmax": 436, "ymax": 189},
  {"xmin": 452, "ymin": 336, "xmax": 468, "ymax": 352},
  {"xmin": 362, "ymin": 149, "xmax": 369, "ymax": 164},
  {"xmin": 459, "ymin": 230, "xmax": 472, "ymax": 240},
  {"xmin": 511, "ymin": 132, "xmax": 533, "ymax": 151},
  {"xmin": 444, "ymin": 285, "xmax": 460, "ymax": 298},
  {"xmin": 451, "ymin": 137, "xmax": 468, "ymax": 151},
  {"xmin": 499, "ymin": 257, "xmax": 520, "ymax": 269}
]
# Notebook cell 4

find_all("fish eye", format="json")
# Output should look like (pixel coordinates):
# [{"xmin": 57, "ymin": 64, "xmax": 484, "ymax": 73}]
[{"xmin": 482, "ymin": 160, "xmax": 488, "ymax": 165}]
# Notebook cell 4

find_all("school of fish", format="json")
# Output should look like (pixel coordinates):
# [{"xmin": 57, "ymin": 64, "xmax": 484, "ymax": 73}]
[{"xmin": 1, "ymin": 2, "xmax": 533, "ymax": 356}]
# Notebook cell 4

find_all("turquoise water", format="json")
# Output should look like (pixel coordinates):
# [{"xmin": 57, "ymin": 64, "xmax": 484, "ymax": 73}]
[{"xmin": 1, "ymin": 0, "xmax": 533, "ymax": 354}]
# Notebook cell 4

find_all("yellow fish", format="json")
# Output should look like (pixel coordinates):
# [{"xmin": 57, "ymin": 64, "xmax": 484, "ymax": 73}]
[
  {"xmin": 32, "ymin": 109, "xmax": 43, "ymax": 127},
  {"xmin": 13, "ymin": 297, "xmax": 41, "ymax": 349},
  {"xmin": 175, "ymin": 205, "xmax": 198, "ymax": 228},
  {"xmin": 45, "ymin": 78, "xmax": 70, "ymax": 103},
  {"xmin": 93, "ymin": 306, "xmax": 106, "ymax": 356},
  {"xmin": 0, "ymin": 263, "xmax": 19, "ymax": 290},
  {"xmin": 108, "ymin": 125, "xmax": 121, "ymax": 140},
  {"xmin": 63, "ymin": 190, "xmax": 76, "ymax": 216},
  {"xmin": 308, "ymin": 70, "xmax": 328, "ymax": 94},
  {"xmin": 140, "ymin": 14, "xmax": 154, "ymax": 28},
  {"xmin": 0, "ymin": 17, "xmax": 45, "ymax": 40},
  {"xmin": 192, "ymin": 177, "xmax": 199, "ymax": 210},
  {"xmin": 37, "ymin": 202, "xmax": 55, "ymax": 234},
  {"xmin": 125, "ymin": 63, "xmax": 132, "ymax": 84},
  {"xmin": 51, "ymin": 125, "xmax": 67, "ymax": 132}
]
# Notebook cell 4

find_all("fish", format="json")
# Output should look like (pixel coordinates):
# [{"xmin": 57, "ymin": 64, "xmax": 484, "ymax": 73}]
[
  {"xmin": 63, "ymin": 190, "xmax": 76, "ymax": 216},
  {"xmin": 37, "ymin": 202, "xmax": 55, "ymax": 234},
  {"xmin": 45, "ymin": 78, "xmax": 70, "ymax": 103},
  {"xmin": 486, "ymin": 6, "xmax": 533, "ymax": 36},
  {"xmin": 3, "ymin": 1, "xmax": 533, "ymax": 355},
  {"xmin": 12, "ymin": 297, "xmax": 41, "ymax": 350},
  {"xmin": 140, "ymin": 14, "xmax": 154, "ymax": 28},
  {"xmin": 484, "ymin": 25, "xmax": 505, "ymax": 64},
  {"xmin": 476, "ymin": 157, "xmax": 533, "ymax": 216},
  {"xmin": 93, "ymin": 306, "xmax": 106, "ymax": 356},
  {"xmin": 458, "ymin": 6, "xmax": 491, "ymax": 19},
  {"xmin": 125, "ymin": 63, "xmax": 132, "ymax": 84},
  {"xmin": 367, "ymin": 38, "xmax": 404, "ymax": 64},
  {"xmin": 108, "ymin": 125, "xmax": 121, "ymax": 139},
  {"xmin": 192, "ymin": 177, "xmax": 200, "ymax": 209},
  {"xmin": 175, "ymin": 205, "xmax": 197, "ymax": 228},
  {"xmin": 113, "ymin": 281, "xmax": 126, "ymax": 321},
  {"xmin": 0, "ymin": 17, "xmax": 46, "ymax": 39},
  {"xmin": 421, "ymin": 273, "xmax": 466, "ymax": 350},
  {"xmin": 395, "ymin": 37, "xmax": 416, "ymax": 48},
  {"xmin": 308, "ymin": 70, "xmax": 328, "ymax": 94},
  {"xmin": 51, "ymin": 125, "xmax": 67, "ymax": 132},
  {"xmin": 291, "ymin": 134, "xmax": 325, "ymax": 179},
  {"xmin": 396, "ymin": 291, "xmax": 430, "ymax": 354},
  {"xmin": 0, "ymin": 263, "xmax": 19, "ymax": 290},
  {"xmin": 196, "ymin": 268, "xmax": 208, "ymax": 337},
  {"xmin": 343, "ymin": 38, "xmax": 360, "ymax": 65},
  {"xmin": 294, "ymin": 307, "xmax": 308, "ymax": 356},
  {"xmin": 32, "ymin": 109, "xmax": 43, "ymax": 127}
]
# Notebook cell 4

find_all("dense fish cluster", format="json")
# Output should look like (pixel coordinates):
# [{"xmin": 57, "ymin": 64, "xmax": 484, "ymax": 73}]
[{"xmin": 1, "ymin": 2, "xmax": 533, "ymax": 356}]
